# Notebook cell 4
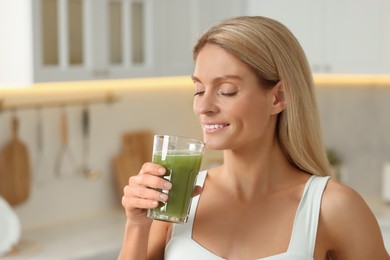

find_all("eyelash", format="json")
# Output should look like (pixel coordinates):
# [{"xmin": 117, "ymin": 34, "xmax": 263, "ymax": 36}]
[
  {"xmin": 194, "ymin": 91, "xmax": 205, "ymax": 96},
  {"xmin": 219, "ymin": 91, "xmax": 237, "ymax": 97},
  {"xmin": 194, "ymin": 91, "xmax": 237, "ymax": 97}
]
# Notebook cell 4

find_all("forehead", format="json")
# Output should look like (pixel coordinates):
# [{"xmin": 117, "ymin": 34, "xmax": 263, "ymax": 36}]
[{"xmin": 193, "ymin": 44, "xmax": 253, "ymax": 80}]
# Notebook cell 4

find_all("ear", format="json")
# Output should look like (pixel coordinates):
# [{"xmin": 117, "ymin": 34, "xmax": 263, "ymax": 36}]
[{"xmin": 271, "ymin": 81, "xmax": 287, "ymax": 115}]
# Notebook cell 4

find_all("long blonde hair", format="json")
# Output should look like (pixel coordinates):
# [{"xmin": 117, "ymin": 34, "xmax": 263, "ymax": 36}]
[{"xmin": 193, "ymin": 16, "xmax": 331, "ymax": 176}]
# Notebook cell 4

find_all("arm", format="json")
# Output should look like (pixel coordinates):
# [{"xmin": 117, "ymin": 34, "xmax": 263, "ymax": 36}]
[
  {"xmin": 321, "ymin": 179, "xmax": 389, "ymax": 259},
  {"xmin": 118, "ymin": 163, "xmax": 171, "ymax": 260},
  {"xmin": 118, "ymin": 220, "xmax": 152, "ymax": 260},
  {"xmin": 118, "ymin": 219, "xmax": 170, "ymax": 260}
]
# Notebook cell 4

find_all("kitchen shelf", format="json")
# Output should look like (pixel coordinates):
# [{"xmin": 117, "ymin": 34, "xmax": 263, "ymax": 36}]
[
  {"xmin": 314, "ymin": 74, "xmax": 390, "ymax": 86},
  {"xmin": 0, "ymin": 92, "xmax": 118, "ymax": 113},
  {"xmin": 1, "ymin": 74, "xmax": 390, "ymax": 109}
]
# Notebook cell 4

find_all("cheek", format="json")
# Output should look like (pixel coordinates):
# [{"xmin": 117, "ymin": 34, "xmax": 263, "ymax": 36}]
[
  {"xmin": 235, "ymin": 97, "xmax": 272, "ymax": 126},
  {"xmin": 192, "ymin": 100, "xmax": 196, "ymax": 115},
  {"xmin": 234, "ymin": 96, "xmax": 266, "ymax": 115},
  {"xmin": 193, "ymin": 98, "xmax": 200, "ymax": 117}
]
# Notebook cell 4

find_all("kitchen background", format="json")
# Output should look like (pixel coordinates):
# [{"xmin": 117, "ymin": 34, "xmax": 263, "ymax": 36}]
[{"xmin": 0, "ymin": 0, "xmax": 389, "ymax": 258}]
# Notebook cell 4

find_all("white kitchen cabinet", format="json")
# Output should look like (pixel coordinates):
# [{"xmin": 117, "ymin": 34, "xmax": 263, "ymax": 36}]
[
  {"xmin": 246, "ymin": 0, "xmax": 323, "ymax": 72},
  {"xmin": 0, "ymin": 0, "xmax": 155, "ymax": 84},
  {"xmin": 153, "ymin": 0, "xmax": 244, "ymax": 76},
  {"xmin": 193, "ymin": 0, "xmax": 245, "ymax": 35},
  {"xmin": 0, "ymin": 0, "xmax": 244, "ymax": 85},
  {"xmin": 33, "ymin": 0, "xmax": 156, "ymax": 82},
  {"xmin": 246, "ymin": 0, "xmax": 390, "ymax": 74},
  {"xmin": 323, "ymin": 0, "xmax": 390, "ymax": 74},
  {"xmin": 0, "ymin": 0, "xmax": 34, "ymax": 86}
]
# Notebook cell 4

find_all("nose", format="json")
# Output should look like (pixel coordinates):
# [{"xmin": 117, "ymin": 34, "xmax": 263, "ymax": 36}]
[{"xmin": 193, "ymin": 92, "xmax": 218, "ymax": 116}]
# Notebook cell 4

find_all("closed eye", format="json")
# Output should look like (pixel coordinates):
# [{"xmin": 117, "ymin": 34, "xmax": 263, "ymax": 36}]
[
  {"xmin": 218, "ymin": 91, "xmax": 237, "ymax": 97},
  {"xmin": 194, "ymin": 91, "xmax": 205, "ymax": 96}
]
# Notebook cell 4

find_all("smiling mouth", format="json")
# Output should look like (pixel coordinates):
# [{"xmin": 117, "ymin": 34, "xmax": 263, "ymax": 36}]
[{"xmin": 204, "ymin": 124, "xmax": 229, "ymax": 130}]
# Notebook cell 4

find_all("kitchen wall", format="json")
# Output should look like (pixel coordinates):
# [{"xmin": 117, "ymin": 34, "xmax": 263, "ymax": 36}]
[
  {"xmin": 0, "ymin": 76, "xmax": 389, "ymax": 231},
  {"xmin": 316, "ymin": 81, "xmax": 390, "ymax": 196}
]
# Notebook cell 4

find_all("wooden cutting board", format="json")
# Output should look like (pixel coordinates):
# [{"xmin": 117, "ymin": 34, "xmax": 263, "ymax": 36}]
[
  {"xmin": 112, "ymin": 130, "xmax": 154, "ymax": 199},
  {"xmin": 0, "ymin": 116, "xmax": 31, "ymax": 206}
]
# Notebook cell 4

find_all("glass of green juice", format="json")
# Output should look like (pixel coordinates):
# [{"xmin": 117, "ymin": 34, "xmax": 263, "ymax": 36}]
[{"xmin": 147, "ymin": 135, "xmax": 204, "ymax": 224}]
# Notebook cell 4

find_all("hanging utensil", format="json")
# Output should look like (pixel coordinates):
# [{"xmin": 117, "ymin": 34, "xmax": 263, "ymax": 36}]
[
  {"xmin": 34, "ymin": 107, "xmax": 46, "ymax": 186},
  {"xmin": 54, "ymin": 108, "xmax": 77, "ymax": 178},
  {"xmin": 80, "ymin": 105, "xmax": 100, "ymax": 179},
  {"xmin": 0, "ymin": 113, "xmax": 31, "ymax": 206}
]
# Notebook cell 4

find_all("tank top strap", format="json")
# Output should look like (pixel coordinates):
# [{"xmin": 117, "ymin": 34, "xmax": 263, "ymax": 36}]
[
  {"xmin": 287, "ymin": 175, "xmax": 330, "ymax": 256},
  {"xmin": 170, "ymin": 170, "xmax": 208, "ymax": 238},
  {"xmin": 195, "ymin": 170, "xmax": 208, "ymax": 187}
]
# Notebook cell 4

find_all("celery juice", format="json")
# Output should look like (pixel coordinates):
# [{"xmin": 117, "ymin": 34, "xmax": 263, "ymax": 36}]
[{"xmin": 149, "ymin": 151, "xmax": 203, "ymax": 223}]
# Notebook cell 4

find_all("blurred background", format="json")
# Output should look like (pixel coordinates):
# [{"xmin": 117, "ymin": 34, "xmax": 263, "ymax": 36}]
[{"xmin": 0, "ymin": 0, "xmax": 389, "ymax": 258}]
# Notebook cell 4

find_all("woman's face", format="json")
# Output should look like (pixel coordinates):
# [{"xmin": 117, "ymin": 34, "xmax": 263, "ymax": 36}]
[{"xmin": 192, "ymin": 44, "xmax": 284, "ymax": 150}]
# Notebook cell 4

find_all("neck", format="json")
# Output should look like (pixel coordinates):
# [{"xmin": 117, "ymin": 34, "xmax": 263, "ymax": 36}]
[{"xmin": 219, "ymin": 138, "xmax": 299, "ymax": 201}]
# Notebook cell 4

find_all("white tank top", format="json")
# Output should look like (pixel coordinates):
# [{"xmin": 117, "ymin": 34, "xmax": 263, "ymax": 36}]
[{"xmin": 165, "ymin": 170, "xmax": 330, "ymax": 260}]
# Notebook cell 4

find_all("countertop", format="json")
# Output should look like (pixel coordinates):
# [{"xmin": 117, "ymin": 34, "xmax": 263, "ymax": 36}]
[
  {"xmin": 2, "ymin": 197, "xmax": 390, "ymax": 259},
  {"xmin": 2, "ymin": 210, "xmax": 126, "ymax": 260}
]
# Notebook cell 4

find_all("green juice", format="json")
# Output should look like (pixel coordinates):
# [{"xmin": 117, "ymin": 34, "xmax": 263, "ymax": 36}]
[{"xmin": 149, "ymin": 151, "xmax": 203, "ymax": 223}]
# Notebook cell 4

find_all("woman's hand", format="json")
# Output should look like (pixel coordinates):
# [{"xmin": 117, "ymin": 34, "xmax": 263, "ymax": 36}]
[{"xmin": 121, "ymin": 162, "xmax": 172, "ymax": 225}]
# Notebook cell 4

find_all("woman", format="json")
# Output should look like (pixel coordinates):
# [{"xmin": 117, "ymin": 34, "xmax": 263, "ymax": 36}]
[{"xmin": 119, "ymin": 16, "xmax": 389, "ymax": 259}]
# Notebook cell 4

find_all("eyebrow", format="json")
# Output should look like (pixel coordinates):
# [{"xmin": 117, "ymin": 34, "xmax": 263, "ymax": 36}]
[{"xmin": 191, "ymin": 75, "xmax": 243, "ymax": 84}]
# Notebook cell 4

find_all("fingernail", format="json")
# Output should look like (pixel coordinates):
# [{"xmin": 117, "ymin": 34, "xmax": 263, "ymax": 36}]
[
  {"xmin": 151, "ymin": 201, "xmax": 158, "ymax": 207},
  {"xmin": 159, "ymin": 193, "xmax": 168, "ymax": 201},
  {"xmin": 164, "ymin": 182, "xmax": 172, "ymax": 189},
  {"xmin": 158, "ymin": 167, "xmax": 166, "ymax": 174}
]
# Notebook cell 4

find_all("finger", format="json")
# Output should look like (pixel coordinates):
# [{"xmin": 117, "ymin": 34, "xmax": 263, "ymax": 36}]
[
  {"xmin": 140, "ymin": 162, "xmax": 166, "ymax": 176},
  {"xmin": 123, "ymin": 184, "xmax": 166, "ymax": 210},
  {"xmin": 129, "ymin": 174, "xmax": 172, "ymax": 191},
  {"xmin": 193, "ymin": 185, "xmax": 203, "ymax": 197},
  {"xmin": 122, "ymin": 195, "xmax": 159, "ymax": 209},
  {"xmin": 127, "ymin": 185, "xmax": 169, "ymax": 203}
]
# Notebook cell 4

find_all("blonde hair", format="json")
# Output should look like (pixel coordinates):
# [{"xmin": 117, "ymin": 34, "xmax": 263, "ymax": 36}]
[{"xmin": 193, "ymin": 16, "xmax": 331, "ymax": 176}]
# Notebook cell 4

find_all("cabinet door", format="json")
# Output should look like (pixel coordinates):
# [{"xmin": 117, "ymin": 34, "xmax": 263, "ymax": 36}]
[
  {"xmin": 34, "ymin": 0, "xmax": 93, "ymax": 82},
  {"xmin": 153, "ymin": 0, "xmax": 245, "ymax": 77},
  {"xmin": 34, "ymin": 0, "xmax": 156, "ymax": 81},
  {"xmin": 151, "ymin": 0, "xmax": 195, "ymax": 76},
  {"xmin": 104, "ymin": 0, "xmax": 155, "ymax": 78},
  {"xmin": 246, "ymin": 0, "xmax": 390, "ymax": 74},
  {"xmin": 246, "ymin": 0, "xmax": 324, "ymax": 72},
  {"xmin": 0, "ymin": 0, "xmax": 34, "ymax": 85},
  {"xmin": 384, "ymin": 0, "xmax": 390, "ymax": 73},
  {"xmin": 324, "ymin": 0, "xmax": 388, "ymax": 74},
  {"xmin": 194, "ymin": 0, "xmax": 245, "ymax": 34}
]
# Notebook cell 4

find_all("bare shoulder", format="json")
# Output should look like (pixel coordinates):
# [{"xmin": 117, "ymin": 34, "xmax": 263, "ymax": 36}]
[
  {"xmin": 319, "ymin": 178, "xmax": 389, "ymax": 259},
  {"xmin": 321, "ymin": 178, "xmax": 369, "ymax": 217},
  {"xmin": 320, "ymin": 178, "xmax": 375, "ymax": 237}
]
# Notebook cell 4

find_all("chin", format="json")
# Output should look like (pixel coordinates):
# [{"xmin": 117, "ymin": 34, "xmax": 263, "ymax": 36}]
[
  {"xmin": 204, "ymin": 140, "xmax": 227, "ymax": 151},
  {"xmin": 202, "ymin": 134, "xmax": 233, "ymax": 150}
]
